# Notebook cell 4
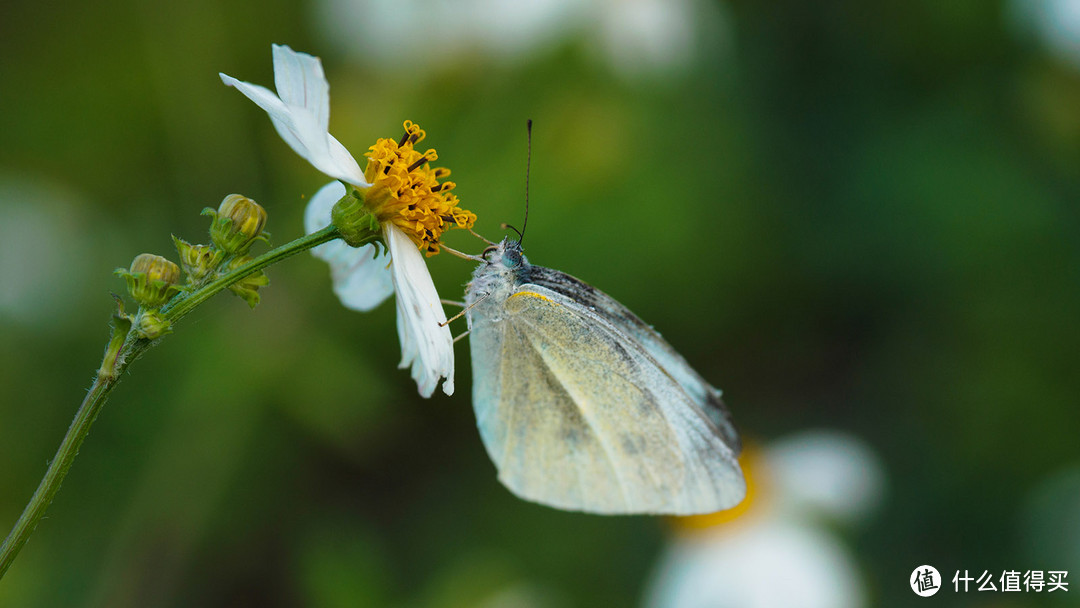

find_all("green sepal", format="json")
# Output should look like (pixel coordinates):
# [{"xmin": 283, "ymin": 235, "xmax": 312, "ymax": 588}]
[
  {"xmin": 228, "ymin": 274, "xmax": 269, "ymax": 308},
  {"xmin": 331, "ymin": 188, "xmax": 380, "ymax": 247},
  {"xmin": 369, "ymin": 237, "xmax": 388, "ymax": 258},
  {"xmin": 98, "ymin": 295, "xmax": 134, "ymax": 380},
  {"xmin": 110, "ymin": 292, "xmax": 130, "ymax": 322},
  {"xmin": 172, "ymin": 235, "xmax": 223, "ymax": 284},
  {"xmin": 222, "ymin": 255, "xmax": 270, "ymax": 309}
]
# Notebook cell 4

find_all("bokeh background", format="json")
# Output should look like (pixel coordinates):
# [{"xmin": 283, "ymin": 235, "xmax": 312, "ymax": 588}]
[{"xmin": 3, "ymin": 0, "xmax": 1080, "ymax": 606}]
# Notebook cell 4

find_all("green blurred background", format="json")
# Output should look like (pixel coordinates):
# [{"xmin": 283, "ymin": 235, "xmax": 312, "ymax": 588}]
[{"xmin": 2, "ymin": 0, "xmax": 1080, "ymax": 606}]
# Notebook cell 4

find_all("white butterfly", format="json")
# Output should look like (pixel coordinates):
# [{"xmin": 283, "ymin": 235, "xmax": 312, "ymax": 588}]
[{"xmin": 465, "ymin": 238, "xmax": 745, "ymax": 515}]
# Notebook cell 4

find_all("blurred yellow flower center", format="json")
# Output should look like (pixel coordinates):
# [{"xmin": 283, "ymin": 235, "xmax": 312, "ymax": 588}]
[
  {"xmin": 360, "ymin": 120, "xmax": 476, "ymax": 256},
  {"xmin": 674, "ymin": 445, "xmax": 762, "ymax": 532}
]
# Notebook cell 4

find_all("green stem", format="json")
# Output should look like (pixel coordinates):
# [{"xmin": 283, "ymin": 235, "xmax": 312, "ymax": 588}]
[
  {"xmin": 0, "ymin": 350, "xmax": 130, "ymax": 579},
  {"xmin": 0, "ymin": 222, "xmax": 374, "ymax": 580}
]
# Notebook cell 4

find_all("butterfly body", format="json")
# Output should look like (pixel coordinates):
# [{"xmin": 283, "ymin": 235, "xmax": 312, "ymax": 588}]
[{"xmin": 465, "ymin": 239, "xmax": 745, "ymax": 515}]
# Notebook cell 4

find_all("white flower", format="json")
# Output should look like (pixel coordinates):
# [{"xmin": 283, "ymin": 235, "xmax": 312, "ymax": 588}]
[
  {"xmin": 1012, "ymin": 0, "xmax": 1080, "ymax": 70},
  {"xmin": 315, "ymin": 0, "xmax": 730, "ymax": 81},
  {"xmin": 303, "ymin": 182, "xmax": 456, "ymax": 397},
  {"xmin": 221, "ymin": 44, "xmax": 472, "ymax": 397},
  {"xmin": 644, "ymin": 431, "xmax": 885, "ymax": 608}
]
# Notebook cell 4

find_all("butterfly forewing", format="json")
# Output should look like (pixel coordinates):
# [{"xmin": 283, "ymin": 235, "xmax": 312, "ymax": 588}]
[
  {"xmin": 466, "ymin": 239, "xmax": 745, "ymax": 515},
  {"xmin": 524, "ymin": 265, "xmax": 740, "ymax": 451},
  {"xmin": 471, "ymin": 284, "xmax": 744, "ymax": 514}
]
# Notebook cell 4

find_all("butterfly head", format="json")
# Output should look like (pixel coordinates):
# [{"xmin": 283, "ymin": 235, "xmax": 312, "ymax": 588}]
[{"xmin": 480, "ymin": 238, "xmax": 527, "ymax": 271}]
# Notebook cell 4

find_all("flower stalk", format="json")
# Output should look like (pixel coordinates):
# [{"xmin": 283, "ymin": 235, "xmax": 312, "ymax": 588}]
[
  {"xmin": 3, "ymin": 44, "xmax": 477, "ymax": 581},
  {"xmin": 0, "ymin": 220, "xmax": 365, "ymax": 580}
]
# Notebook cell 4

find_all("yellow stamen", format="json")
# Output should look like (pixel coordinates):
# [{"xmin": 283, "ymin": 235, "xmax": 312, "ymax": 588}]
[{"xmin": 359, "ymin": 120, "xmax": 475, "ymax": 255}]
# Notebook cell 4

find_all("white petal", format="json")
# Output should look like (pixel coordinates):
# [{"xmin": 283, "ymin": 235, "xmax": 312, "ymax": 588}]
[
  {"xmin": 767, "ymin": 431, "xmax": 885, "ymax": 525},
  {"xmin": 385, "ymin": 225, "xmax": 455, "ymax": 397},
  {"xmin": 272, "ymin": 44, "xmax": 330, "ymax": 134},
  {"xmin": 220, "ymin": 45, "xmax": 368, "ymax": 186},
  {"xmin": 303, "ymin": 180, "xmax": 347, "ymax": 236},
  {"xmin": 645, "ymin": 520, "xmax": 866, "ymax": 608},
  {"xmin": 305, "ymin": 181, "xmax": 393, "ymax": 311}
]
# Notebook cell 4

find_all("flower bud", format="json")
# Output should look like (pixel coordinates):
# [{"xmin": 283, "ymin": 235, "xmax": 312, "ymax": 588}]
[
  {"xmin": 224, "ymin": 256, "xmax": 270, "ymax": 308},
  {"xmin": 116, "ymin": 253, "xmax": 182, "ymax": 309},
  {"xmin": 332, "ymin": 189, "xmax": 380, "ymax": 247},
  {"xmin": 133, "ymin": 309, "xmax": 172, "ymax": 340},
  {"xmin": 207, "ymin": 194, "xmax": 268, "ymax": 255},
  {"xmin": 173, "ymin": 235, "xmax": 223, "ymax": 283}
]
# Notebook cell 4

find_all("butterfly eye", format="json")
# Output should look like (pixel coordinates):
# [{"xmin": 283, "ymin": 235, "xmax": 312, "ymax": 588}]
[{"xmin": 502, "ymin": 249, "xmax": 522, "ymax": 268}]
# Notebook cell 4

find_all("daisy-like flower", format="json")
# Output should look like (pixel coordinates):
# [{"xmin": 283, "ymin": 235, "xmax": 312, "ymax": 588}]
[
  {"xmin": 644, "ymin": 431, "xmax": 885, "ymax": 608},
  {"xmin": 220, "ymin": 45, "xmax": 475, "ymax": 397}
]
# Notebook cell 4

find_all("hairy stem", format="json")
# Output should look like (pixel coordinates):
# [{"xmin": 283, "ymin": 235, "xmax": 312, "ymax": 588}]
[
  {"xmin": 0, "ymin": 331, "xmax": 147, "ymax": 579},
  {"xmin": 0, "ymin": 222, "xmax": 372, "ymax": 580}
]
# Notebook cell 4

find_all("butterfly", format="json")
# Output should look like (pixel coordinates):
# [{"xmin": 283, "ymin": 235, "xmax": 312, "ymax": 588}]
[{"xmin": 464, "ymin": 238, "xmax": 745, "ymax": 515}]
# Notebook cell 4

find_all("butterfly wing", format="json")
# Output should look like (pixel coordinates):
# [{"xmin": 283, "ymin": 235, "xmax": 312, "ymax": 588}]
[
  {"xmin": 470, "ymin": 284, "xmax": 745, "ymax": 515},
  {"xmin": 524, "ymin": 266, "xmax": 740, "ymax": 452}
]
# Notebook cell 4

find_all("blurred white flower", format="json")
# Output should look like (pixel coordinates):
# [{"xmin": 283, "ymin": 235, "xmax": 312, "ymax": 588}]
[
  {"xmin": 1011, "ymin": 0, "xmax": 1080, "ymax": 69},
  {"xmin": 0, "ymin": 175, "xmax": 99, "ymax": 330},
  {"xmin": 221, "ymin": 45, "xmax": 476, "ymax": 397},
  {"xmin": 314, "ymin": 0, "xmax": 729, "ymax": 81},
  {"xmin": 1021, "ymin": 463, "xmax": 1080, "ymax": 576},
  {"xmin": 765, "ymin": 431, "xmax": 883, "ymax": 525},
  {"xmin": 644, "ymin": 431, "xmax": 885, "ymax": 608},
  {"xmin": 589, "ymin": 0, "xmax": 698, "ymax": 79}
]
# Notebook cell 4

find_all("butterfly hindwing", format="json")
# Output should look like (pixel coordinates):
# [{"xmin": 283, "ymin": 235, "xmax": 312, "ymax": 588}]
[{"xmin": 472, "ymin": 284, "xmax": 745, "ymax": 514}]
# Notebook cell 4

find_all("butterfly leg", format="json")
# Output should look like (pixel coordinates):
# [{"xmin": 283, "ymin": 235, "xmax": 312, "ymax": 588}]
[{"xmin": 439, "ymin": 292, "xmax": 492, "ymax": 327}]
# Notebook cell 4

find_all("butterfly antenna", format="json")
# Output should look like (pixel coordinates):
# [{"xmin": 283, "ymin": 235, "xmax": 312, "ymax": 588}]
[
  {"xmin": 520, "ymin": 118, "xmax": 532, "ymax": 245},
  {"xmin": 500, "ymin": 222, "xmax": 523, "ymax": 241}
]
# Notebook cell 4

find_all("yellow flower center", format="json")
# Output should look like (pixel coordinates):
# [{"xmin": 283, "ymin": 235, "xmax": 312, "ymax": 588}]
[{"xmin": 360, "ymin": 120, "xmax": 476, "ymax": 256}]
